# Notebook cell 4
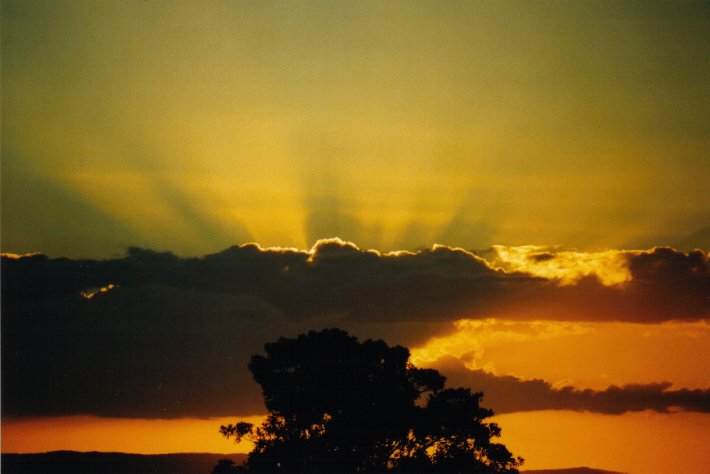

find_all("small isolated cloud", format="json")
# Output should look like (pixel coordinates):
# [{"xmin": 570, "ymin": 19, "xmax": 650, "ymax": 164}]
[
  {"xmin": 1, "ymin": 240, "xmax": 708, "ymax": 418},
  {"xmin": 432, "ymin": 357, "xmax": 710, "ymax": 415}
]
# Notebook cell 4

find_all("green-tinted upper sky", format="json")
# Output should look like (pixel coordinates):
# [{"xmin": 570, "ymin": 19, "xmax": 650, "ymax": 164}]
[{"xmin": 2, "ymin": 0, "xmax": 708, "ymax": 257}]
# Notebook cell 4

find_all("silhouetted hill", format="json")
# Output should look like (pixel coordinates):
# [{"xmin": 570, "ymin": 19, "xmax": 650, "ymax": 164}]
[
  {"xmin": 1, "ymin": 451, "xmax": 247, "ymax": 474},
  {"xmin": 1, "ymin": 452, "xmax": 625, "ymax": 474},
  {"xmin": 523, "ymin": 468, "xmax": 626, "ymax": 474}
]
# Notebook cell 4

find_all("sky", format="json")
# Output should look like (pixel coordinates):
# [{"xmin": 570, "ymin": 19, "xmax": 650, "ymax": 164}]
[{"xmin": 2, "ymin": 1, "xmax": 709, "ymax": 473}]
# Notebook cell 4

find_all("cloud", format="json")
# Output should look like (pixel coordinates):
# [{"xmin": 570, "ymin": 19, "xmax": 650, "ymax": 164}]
[
  {"xmin": 431, "ymin": 357, "xmax": 710, "ymax": 415},
  {"xmin": 490, "ymin": 246, "xmax": 709, "ymax": 322},
  {"xmin": 2, "ymin": 240, "xmax": 708, "ymax": 418},
  {"xmin": 491, "ymin": 246, "xmax": 631, "ymax": 285},
  {"xmin": 8, "ymin": 240, "xmax": 707, "ymax": 323}
]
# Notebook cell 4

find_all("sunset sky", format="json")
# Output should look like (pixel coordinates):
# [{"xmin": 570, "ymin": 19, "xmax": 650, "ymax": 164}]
[{"xmin": 2, "ymin": 1, "xmax": 709, "ymax": 473}]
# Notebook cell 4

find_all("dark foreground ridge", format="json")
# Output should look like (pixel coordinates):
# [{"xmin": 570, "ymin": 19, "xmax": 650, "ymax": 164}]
[
  {"xmin": 522, "ymin": 468, "xmax": 626, "ymax": 474},
  {"xmin": 1, "ymin": 451, "xmax": 247, "ymax": 474},
  {"xmin": 1, "ymin": 453, "xmax": 624, "ymax": 474}
]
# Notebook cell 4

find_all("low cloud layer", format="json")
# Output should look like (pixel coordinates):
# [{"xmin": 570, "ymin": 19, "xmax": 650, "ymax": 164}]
[
  {"xmin": 432, "ymin": 357, "xmax": 710, "ymax": 415},
  {"xmin": 2, "ymin": 240, "xmax": 708, "ymax": 418}
]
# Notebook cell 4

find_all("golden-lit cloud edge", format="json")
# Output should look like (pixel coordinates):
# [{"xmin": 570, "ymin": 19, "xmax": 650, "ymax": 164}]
[{"xmin": 8, "ymin": 238, "xmax": 706, "ymax": 321}]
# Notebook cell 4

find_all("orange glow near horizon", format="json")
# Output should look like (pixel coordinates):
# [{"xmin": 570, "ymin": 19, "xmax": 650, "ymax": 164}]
[
  {"xmin": 495, "ymin": 410, "xmax": 710, "ymax": 473},
  {"xmin": 4, "ymin": 412, "xmax": 710, "ymax": 473},
  {"xmin": 411, "ymin": 319, "xmax": 710, "ymax": 390},
  {"xmin": 1, "ymin": 416, "xmax": 263, "ymax": 455}
]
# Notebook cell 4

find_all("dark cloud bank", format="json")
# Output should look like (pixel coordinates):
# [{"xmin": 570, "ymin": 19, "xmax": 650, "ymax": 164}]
[{"xmin": 2, "ymin": 240, "xmax": 708, "ymax": 418}]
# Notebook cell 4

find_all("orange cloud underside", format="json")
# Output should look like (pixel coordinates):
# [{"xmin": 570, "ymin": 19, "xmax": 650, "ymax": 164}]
[{"xmin": 411, "ymin": 319, "xmax": 710, "ymax": 390}]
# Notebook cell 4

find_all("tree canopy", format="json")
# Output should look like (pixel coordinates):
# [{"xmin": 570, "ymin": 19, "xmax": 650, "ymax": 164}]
[{"xmin": 220, "ymin": 328, "xmax": 522, "ymax": 473}]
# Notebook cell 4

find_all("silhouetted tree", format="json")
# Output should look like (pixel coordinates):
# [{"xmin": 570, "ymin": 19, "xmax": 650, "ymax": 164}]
[{"xmin": 220, "ymin": 329, "xmax": 522, "ymax": 473}]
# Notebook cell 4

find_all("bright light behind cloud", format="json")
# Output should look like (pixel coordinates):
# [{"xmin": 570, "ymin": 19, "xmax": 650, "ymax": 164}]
[
  {"xmin": 492, "ymin": 245, "xmax": 632, "ymax": 285},
  {"xmin": 80, "ymin": 283, "xmax": 118, "ymax": 300},
  {"xmin": 410, "ymin": 319, "xmax": 589, "ymax": 371}
]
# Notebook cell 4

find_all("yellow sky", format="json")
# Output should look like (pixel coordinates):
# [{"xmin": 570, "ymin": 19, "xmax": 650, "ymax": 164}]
[{"xmin": 3, "ymin": 0, "xmax": 709, "ymax": 257}]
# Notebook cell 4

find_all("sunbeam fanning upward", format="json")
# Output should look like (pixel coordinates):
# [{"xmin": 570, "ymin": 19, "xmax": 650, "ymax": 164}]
[{"xmin": 3, "ymin": 1, "xmax": 709, "ymax": 257}]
